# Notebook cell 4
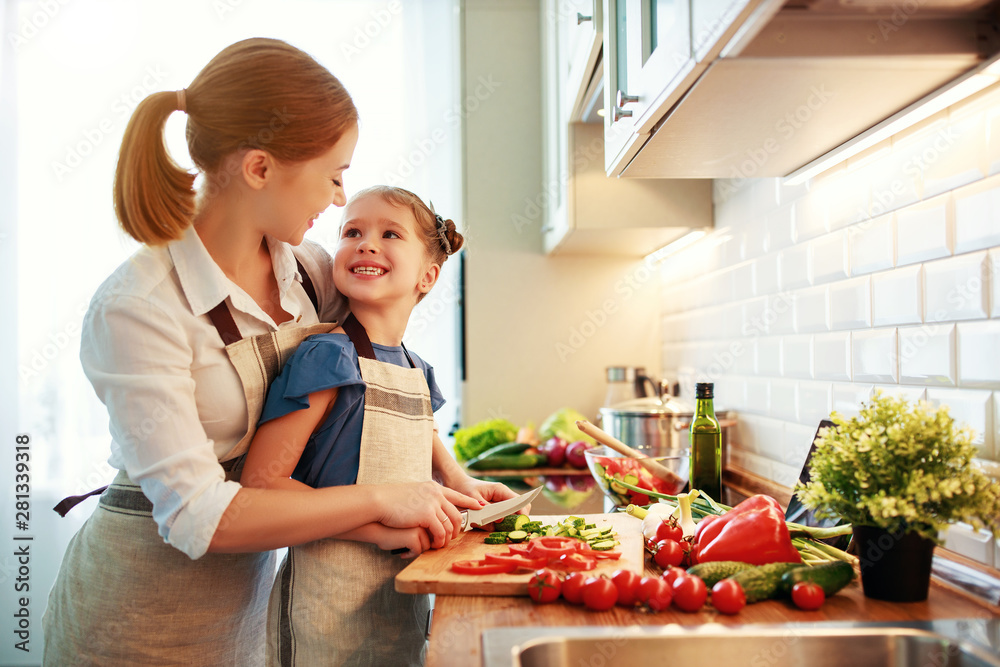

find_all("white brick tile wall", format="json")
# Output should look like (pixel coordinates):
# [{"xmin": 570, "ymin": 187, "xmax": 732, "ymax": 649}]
[
  {"xmin": 814, "ymin": 332, "xmax": 852, "ymax": 381},
  {"xmin": 852, "ymin": 328, "xmax": 898, "ymax": 383},
  {"xmin": 896, "ymin": 195, "xmax": 952, "ymax": 266},
  {"xmin": 954, "ymin": 174, "xmax": 1000, "ymax": 253},
  {"xmin": 926, "ymin": 388, "xmax": 992, "ymax": 455},
  {"xmin": 898, "ymin": 323, "xmax": 956, "ymax": 387},
  {"xmin": 811, "ymin": 231, "xmax": 850, "ymax": 284},
  {"xmin": 794, "ymin": 285, "xmax": 829, "ymax": 333},
  {"xmin": 924, "ymin": 251, "xmax": 990, "ymax": 322},
  {"xmin": 991, "ymin": 249, "xmax": 1000, "ymax": 318},
  {"xmin": 766, "ymin": 203, "xmax": 796, "ymax": 251},
  {"xmin": 659, "ymin": 85, "xmax": 1000, "ymax": 568},
  {"xmin": 832, "ymin": 383, "xmax": 872, "ymax": 418},
  {"xmin": 849, "ymin": 213, "xmax": 894, "ymax": 276},
  {"xmin": 829, "ymin": 276, "xmax": 872, "ymax": 330},
  {"xmin": 754, "ymin": 253, "xmax": 780, "ymax": 297},
  {"xmin": 798, "ymin": 381, "xmax": 833, "ymax": 426},
  {"xmin": 769, "ymin": 379, "xmax": 799, "ymax": 422},
  {"xmin": 873, "ymin": 265, "xmax": 923, "ymax": 327},
  {"xmin": 923, "ymin": 107, "xmax": 987, "ymax": 198},
  {"xmin": 756, "ymin": 336, "xmax": 782, "ymax": 375},
  {"xmin": 779, "ymin": 244, "xmax": 812, "ymax": 290},
  {"xmin": 943, "ymin": 523, "xmax": 996, "ymax": 564},
  {"xmin": 956, "ymin": 320, "xmax": 1000, "ymax": 388},
  {"xmin": 782, "ymin": 335, "xmax": 813, "ymax": 379}
]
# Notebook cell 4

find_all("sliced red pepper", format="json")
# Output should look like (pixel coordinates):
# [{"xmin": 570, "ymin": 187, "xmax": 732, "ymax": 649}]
[
  {"xmin": 450, "ymin": 559, "xmax": 517, "ymax": 575},
  {"xmin": 590, "ymin": 550, "xmax": 622, "ymax": 560},
  {"xmin": 506, "ymin": 543, "xmax": 532, "ymax": 556},
  {"xmin": 548, "ymin": 552, "xmax": 597, "ymax": 572},
  {"xmin": 526, "ymin": 536, "xmax": 583, "ymax": 558},
  {"xmin": 483, "ymin": 553, "xmax": 547, "ymax": 570}
]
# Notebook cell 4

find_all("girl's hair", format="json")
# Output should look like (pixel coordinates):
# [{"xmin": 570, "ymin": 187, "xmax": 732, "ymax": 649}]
[
  {"xmin": 347, "ymin": 186, "xmax": 464, "ymax": 270},
  {"xmin": 114, "ymin": 38, "xmax": 358, "ymax": 245}
]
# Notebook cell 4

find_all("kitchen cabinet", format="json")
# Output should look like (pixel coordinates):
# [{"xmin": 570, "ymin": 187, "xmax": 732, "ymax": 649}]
[
  {"xmin": 602, "ymin": 0, "xmax": 761, "ymax": 176},
  {"xmin": 541, "ymin": 0, "xmax": 712, "ymax": 257}
]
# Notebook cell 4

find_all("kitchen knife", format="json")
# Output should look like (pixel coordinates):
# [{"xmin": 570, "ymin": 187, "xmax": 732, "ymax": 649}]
[{"xmin": 459, "ymin": 485, "xmax": 542, "ymax": 531}]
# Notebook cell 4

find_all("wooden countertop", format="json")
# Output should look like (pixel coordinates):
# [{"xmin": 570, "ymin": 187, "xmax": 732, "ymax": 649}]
[{"xmin": 425, "ymin": 550, "xmax": 1000, "ymax": 667}]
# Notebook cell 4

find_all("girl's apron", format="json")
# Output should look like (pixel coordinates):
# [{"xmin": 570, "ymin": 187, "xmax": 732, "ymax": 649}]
[
  {"xmin": 268, "ymin": 314, "xmax": 434, "ymax": 667},
  {"xmin": 43, "ymin": 262, "xmax": 335, "ymax": 667}
]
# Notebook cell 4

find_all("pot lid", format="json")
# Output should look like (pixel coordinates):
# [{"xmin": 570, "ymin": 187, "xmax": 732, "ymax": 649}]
[{"xmin": 599, "ymin": 396, "xmax": 696, "ymax": 417}]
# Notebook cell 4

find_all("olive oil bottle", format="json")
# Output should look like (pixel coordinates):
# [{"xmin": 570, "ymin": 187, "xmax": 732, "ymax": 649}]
[{"xmin": 689, "ymin": 382, "xmax": 722, "ymax": 501}]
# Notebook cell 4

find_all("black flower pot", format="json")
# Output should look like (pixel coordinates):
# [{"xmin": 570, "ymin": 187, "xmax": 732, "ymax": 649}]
[{"xmin": 853, "ymin": 525, "xmax": 936, "ymax": 602}]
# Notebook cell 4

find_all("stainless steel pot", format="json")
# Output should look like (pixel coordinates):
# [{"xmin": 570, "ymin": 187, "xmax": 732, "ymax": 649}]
[{"xmin": 598, "ymin": 396, "xmax": 735, "ymax": 457}]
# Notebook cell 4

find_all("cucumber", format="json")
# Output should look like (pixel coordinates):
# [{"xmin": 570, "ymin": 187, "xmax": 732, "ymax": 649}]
[
  {"xmin": 465, "ymin": 441, "xmax": 531, "ymax": 464},
  {"xmin": 507, "ymin": 530, "xmax": 528, "ymax": 543},
  {"xmin": 777, "ymin": 560, "xmax": 855, "ymax": 597},
  {"xmin": 465, "ymin": 453, "xmax": 547, "ymax": 471},
  {"xmin": 494, "ymin": 515, "xmax": 518, "ymax": 532},
  {"xmin": 729, "ymin": 562, "xmax": 804, "ymax": 603},
  {"xmin": 589, "ymin": 539, "xmax": 617, "ymax": 551},
  {"xmin": 686, "ymin": 561, "xmax": 755, "ymax": 588},
  {"xmin": 513, "ymin": 514, "xmax": 531, "ymax": 531},
  {"xmin": 483, "ymin": 533, "xmax": 509, "ymax": 545}
]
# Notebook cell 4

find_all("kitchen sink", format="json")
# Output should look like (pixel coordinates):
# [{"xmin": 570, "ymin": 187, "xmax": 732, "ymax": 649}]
[{"xmin": 482, "ymin": 619, "xmax": 1000, "ymax": 667}]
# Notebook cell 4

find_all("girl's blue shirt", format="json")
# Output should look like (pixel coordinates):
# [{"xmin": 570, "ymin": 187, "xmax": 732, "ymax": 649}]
[{"xmin": 258, "ymin": 332, "xmax": 444, "ymax": 488}]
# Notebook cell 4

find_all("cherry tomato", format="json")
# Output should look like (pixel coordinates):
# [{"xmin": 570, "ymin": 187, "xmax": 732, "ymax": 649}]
[
  {"xmin": 661, "ymin": 566, "xmax": 686, "ymax": 587},
  {"xmin": 710, "ymin": 579, "xmax": 746, "ymax": 615},
  {"xmin": 653, "ymin": 518, "xmax": 683, "ymax": 543},
  {"xmin": 527, "ymin": 569, "xmax": 562, "ymax": 604},
  {"xmin": 635, "ymin": 576, "xmax": 673, "ymax": 611},
  {"xmin": 791, "ymin": 581, "xmax": 826, "ymax": 611},
  {"xmin": 679, "ymin": 539, "xmax": 697, "ymax": 567},
  {"xmin": 610, "ymin": 569, "xmax": 642, "ymax": 608},
  {"xmin": 653, "ymin": 540, "xmax": 684, "ymax": 568},
  {"xmin": 561, "ymin": 571, "xmax": 588, "ymax": 605},
  {"xmin": 581, "ymin": 576, "xmax": 617, "ymax": 611},
  {"xmin": 671, "ymin": 574, "xmax": 708, "ymax": 612}
]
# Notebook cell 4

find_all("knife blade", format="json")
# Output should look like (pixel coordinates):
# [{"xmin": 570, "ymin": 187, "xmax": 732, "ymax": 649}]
[{"xmin": 460, "ymin": 485, "xmax": 542, "ymax": 531}]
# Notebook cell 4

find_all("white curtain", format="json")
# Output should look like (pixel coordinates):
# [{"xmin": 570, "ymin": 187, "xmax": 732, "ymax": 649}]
[{"xmin": 3, "ymin": 1, "xmax": 462, "ymax": 662}]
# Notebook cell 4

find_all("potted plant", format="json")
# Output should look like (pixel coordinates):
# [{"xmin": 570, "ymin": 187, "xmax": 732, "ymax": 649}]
[{"xmin": 796, "ymin": 391, "xmax": 1000, "ymax": 602}]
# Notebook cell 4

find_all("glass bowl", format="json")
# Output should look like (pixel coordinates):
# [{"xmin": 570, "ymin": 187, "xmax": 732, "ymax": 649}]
[{"xmin": 584, "ymin": 446, "xmax": 690, "ymax": 507}]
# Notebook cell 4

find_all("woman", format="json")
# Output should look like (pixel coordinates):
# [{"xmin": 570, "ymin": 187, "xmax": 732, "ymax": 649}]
[{"xmin": 42, "ymin": 38, "xmax": 510, "ymax": 666}]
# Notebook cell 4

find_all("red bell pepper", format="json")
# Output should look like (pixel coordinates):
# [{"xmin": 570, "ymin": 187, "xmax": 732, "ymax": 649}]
[{"xmin": 694, "ymin": 494, "xmax": 801, "ymax": 565}]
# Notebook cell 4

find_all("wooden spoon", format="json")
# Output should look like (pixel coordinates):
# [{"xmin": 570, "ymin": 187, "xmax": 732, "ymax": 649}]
[{"xmin": 576, "ymin": 419, "xmax": 685, "ymax": 488}]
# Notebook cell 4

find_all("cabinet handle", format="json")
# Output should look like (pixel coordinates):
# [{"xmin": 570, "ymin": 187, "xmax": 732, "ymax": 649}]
[
  {"xmin": 612, "ymin": 106, "xmax": 633, "ymax": 122},
  {"xmin": 576, "ymin": 12, "xmax": 592, "ymax": 24},
  {"xmin": 616, "ymin": 90, "xmax": 639, "ymax": 107},
  {"xmin": 540, "ymin": 226, "xmax": 554, "ymax": 233}
]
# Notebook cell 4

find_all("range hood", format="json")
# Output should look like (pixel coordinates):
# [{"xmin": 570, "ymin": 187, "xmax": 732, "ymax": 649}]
[{"xmin": 621, "ymin": 0, "xmax": 1000, "ymax": 179}]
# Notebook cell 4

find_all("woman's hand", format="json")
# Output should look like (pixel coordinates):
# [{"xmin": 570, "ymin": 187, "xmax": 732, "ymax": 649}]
[
  {"xmin": 353, "ymin": 524, "xmax": 431, "ymax": 559},
  {"xmin": 370, "ymin": 481, "xmax": 481, "ymax": 549},
  {"xmin": 448, "ymin": 478, "xmax": 527, "ymax": 532}
]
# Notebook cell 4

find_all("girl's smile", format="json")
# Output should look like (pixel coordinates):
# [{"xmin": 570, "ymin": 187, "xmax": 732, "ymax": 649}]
[{"xmin": 334, "ymin": 197, "xmax": 439, "ymax": 306}]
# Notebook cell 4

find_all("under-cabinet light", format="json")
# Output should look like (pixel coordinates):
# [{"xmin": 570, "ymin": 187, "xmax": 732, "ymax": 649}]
[
  {"xmin": 645, "ymin": 230, "xmax": 707, "ymax": 264},
  {"xmin": 783, "ymin": 52, "xmax": 1000, "ymax": 187}
]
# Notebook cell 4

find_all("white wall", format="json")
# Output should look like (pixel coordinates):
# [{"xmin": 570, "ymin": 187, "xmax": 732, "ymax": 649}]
[
  {"xmin": 659, "ymin": 82, "xmax": 1000, "ymax": 569},
  {"xmin": 460, "ymin": 0, "xmax": 661, "ymax": 428}
]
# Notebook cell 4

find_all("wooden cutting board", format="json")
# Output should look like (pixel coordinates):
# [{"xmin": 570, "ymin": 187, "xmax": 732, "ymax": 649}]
[{"xmin": 394, "ymin": 513, "xmax": 642, "ymax": 596}]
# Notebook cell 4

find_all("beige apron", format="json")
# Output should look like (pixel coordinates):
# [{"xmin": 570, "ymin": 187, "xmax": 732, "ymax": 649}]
[
  {"xmin": 267, "ymin": 315, "xmax": 434, "ymax": 667},
  {"xmin": 43, "ymin": 263, "xmax": 335, "ymax": 666}
]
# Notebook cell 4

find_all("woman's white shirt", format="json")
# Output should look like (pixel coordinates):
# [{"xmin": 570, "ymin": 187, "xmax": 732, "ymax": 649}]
[{"xmin": 80, "ymin": 225, "xmax": 346, "ymax": 560}]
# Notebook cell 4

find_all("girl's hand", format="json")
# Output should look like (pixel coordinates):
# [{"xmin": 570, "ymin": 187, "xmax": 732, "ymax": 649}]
[
  {"xmin": 371, "ymin": 481, "xmax": 481, "ymax": 549},
  {"xmin": 371, "ymin": 525, "xmax": 431, "ymax": 558},
  {"xmin": 449, "ymin": 478, "xmax": 526, "ymax": 532}
]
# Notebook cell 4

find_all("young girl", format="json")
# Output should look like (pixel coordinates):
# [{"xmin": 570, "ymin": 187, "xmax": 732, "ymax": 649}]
[
  {"xmin": 42, "ymin": 39, "xmax": 483, "ymax": 666},
  {"xmin": 242, "ymin": 186, "xmax": 515, "ymax": 666}
]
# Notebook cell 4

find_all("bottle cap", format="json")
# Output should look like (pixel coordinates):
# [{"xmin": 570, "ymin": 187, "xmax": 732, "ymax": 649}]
[{"xmin": 695, "ymin": 382, "xmax": 714, "ymax": 399}]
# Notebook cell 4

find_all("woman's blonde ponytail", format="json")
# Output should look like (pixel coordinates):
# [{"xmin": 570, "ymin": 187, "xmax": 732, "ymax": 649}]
[{"xmin": 113, "ymin": 90, "xmax": 196, "ymax": 245}]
